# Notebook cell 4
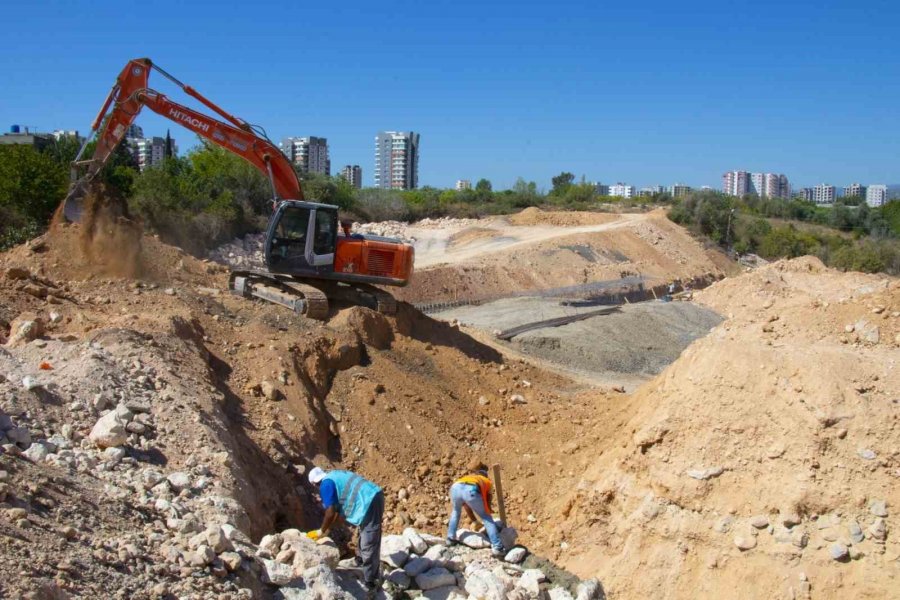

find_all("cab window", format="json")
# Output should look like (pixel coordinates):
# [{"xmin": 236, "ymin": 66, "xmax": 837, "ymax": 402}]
[
  {"xmin": 314, "ymin": 210, "xmax": 336, "ymax": 255},
  {"xmin": 276, "ymin": 207, "xmax": 310, "ymax": 241}
]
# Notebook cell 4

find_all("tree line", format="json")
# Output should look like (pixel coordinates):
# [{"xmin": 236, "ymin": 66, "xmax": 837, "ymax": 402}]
[{"xmin": 1, "ymin": 140, "xmax": 898, "ymax": 273}]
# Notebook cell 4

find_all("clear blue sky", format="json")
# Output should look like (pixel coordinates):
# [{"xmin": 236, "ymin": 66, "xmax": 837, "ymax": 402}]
[{"xmin": 1, "ymin": 0, "xmax": 898, "ymax": 190}]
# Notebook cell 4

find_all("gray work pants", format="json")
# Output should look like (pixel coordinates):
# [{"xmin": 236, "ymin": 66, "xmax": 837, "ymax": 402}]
[{"xmin": 358, "ymin": 491, "xmax": 384, "ymax": 586}]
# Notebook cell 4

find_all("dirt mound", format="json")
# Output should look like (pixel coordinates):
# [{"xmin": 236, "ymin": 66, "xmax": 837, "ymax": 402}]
[
  {"xmin": 508, "ymin": 207, "xmax": 622, "ymax": 227},
  {"xmin": 531, "ymin": 258, "xmax": 900, "ymax": 599},
  {"xmin": 399, "ymin": 211, "xmax": 733, "ymax": 304},
  {"xmin": 447, "ymin": 227, "xmax": 500, "ymax": 248}
]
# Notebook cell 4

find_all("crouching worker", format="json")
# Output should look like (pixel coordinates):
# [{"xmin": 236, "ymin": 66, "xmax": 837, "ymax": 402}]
[
  {"xmin": 446, "ymin": 462, "xmax": 506, "ymax": 558},
  {"xmin": 308, "ymin": 467, "xmax": 384, "ymax": 596}
]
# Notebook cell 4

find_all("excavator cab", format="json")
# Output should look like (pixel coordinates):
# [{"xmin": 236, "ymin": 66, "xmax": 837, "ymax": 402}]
[{"xmin": 265, "ymin": 201, "xmax": 339, "ymax": 275}]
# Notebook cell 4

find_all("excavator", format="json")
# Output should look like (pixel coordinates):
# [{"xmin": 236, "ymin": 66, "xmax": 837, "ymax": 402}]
[{"xmin": 62, "ymin": 58, "xmax": 413, "ymax": 320}]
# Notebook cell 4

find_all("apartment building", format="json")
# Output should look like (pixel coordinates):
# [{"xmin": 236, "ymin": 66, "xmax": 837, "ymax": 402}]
[{"xmin": 374, "ymin": 131, "xmax": 419, "ymax": 190}]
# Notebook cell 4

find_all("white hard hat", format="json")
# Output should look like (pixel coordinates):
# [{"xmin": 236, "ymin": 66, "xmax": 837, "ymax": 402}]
[{"xmin": 308, "ymin": 467, "xmax": 326, "ymax": 484}]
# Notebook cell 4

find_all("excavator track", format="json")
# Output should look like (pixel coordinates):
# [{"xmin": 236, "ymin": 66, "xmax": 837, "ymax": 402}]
[
  {"xmin": 228, "ymin": 271, "xmax": 330, "ymax": 320},
  {"xmin": 228, "ymin": 272, "xmax": 399, "ymax": 320}
]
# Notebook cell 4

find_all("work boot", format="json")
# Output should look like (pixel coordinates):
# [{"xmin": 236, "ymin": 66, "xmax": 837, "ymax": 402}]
[
  {"xmin": 491, "ymin": 546, "xmax": 507, "ymax": 559},
  {"xmin": 364, "ymin": 581, "xmax": 379, "ymax": 599},
  {"xmin": 445, "ymin": 538, "xmax": 459, "ymax": 547}
]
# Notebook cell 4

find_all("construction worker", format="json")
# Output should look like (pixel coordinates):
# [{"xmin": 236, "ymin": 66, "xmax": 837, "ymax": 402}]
[
  {"xmin": 446, "ymin": 462, "xmax": 506, "ymax": 558},
  {"xmin": 308, "ymin": 467, "xmax": 384, "ymax": 596}
]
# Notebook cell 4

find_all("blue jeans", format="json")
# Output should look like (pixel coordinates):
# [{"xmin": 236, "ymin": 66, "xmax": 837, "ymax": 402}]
[{"xmin": 447, "ymin": 482, "xmax": 503, "ymax": 551}]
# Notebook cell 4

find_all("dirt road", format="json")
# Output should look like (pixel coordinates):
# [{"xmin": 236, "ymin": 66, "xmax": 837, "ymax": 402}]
[{"xmin": 411, "ymin": 212, "xmax": 645, "ymax": 268}]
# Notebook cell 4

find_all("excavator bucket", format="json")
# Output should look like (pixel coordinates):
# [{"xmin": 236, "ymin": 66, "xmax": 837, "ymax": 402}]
[{"xmin": 62, "ymin": 179, "xmax": 90, "ymax": 223}]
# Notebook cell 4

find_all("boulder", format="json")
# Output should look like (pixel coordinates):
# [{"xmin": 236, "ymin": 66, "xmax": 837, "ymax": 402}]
[
  {"xmin": 291, "ymin": 536, "xmax": 340, "ymax": 572},
  {"xmin": 259, "ymin": 534, "xmax": 284, "ymax": 558},
  {"xmin": 505, "ymin": 547, "xmax": 528, "ymax": 563},
  {"xmin": 458, "ymin": 529, "xmax": 491, "ymax": 549},
  {"xmin": 381, "ymin": 534, "xmax": 411, "ymax": 567},
  {"xmin": 517, "ymin": 569, "xmax": 548, "ymax": 598},
  {"xmin": 5, "ymin": 316, "xmax": 43, "ymax": 347},
  {"xmin": 260, "ymin": 557, "xmax": 297, "ymax": 586},
  {"xmin": 416, "ymin": 566, "xmax": 457, "ymax": 590},
  {"xmin": 386, "ymin": 568, "xmax": 412, "ymax": 589},
  {"xmin": 576, "ymin": 579, "xmax": 604, "ymax": 600},
  {"xmin": 404, "ymin": 527, "xmax": 429, "ymax": 554},
  {"xmin": 464, "ymin": 568, "xmax": 512, "ymax": 600},
  {"xmin": 403, "ymin": 555, "xmax": 432, "ymax": 577},
  {"xmin": 89, "ymin": 411, "xmax": 127, "ymax": 449}
]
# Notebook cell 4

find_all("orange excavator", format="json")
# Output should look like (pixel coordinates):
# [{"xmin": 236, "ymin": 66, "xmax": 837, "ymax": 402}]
[{"xmin": 62, "ymin": 58, "xmax": 413, "ymax": 319}]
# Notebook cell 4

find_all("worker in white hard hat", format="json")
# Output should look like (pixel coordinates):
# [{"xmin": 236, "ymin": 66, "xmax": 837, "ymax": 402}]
[{"xmin": 307, "ymin": 467, "xmax": 384, "ymax": 597}]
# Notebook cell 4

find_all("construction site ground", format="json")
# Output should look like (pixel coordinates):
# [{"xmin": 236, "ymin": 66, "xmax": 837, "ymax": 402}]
[{"xmin": 0, "ymin": 206, "xmax": 897, "ymax": 599}]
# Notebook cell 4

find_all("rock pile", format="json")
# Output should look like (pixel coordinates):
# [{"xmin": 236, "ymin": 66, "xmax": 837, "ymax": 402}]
[{"xmin": 247, "ymin": 523, "xmax": 604, "ymax": 599}]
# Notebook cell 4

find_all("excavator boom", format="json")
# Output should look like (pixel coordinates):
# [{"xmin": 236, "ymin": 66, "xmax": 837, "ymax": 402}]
[{"xmin": 63, "ymin": 58, "xmax": 301, "ymax": 221}]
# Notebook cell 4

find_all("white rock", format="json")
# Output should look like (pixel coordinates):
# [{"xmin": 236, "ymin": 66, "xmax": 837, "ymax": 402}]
[
  {"xmin": 576, "ymin": 579, "xmax": 603, "ymax": 600},
  {"xmin": 549, "ymin": 588, "xmax": 576, "ymax": 600},
  {"xmin": 416, "ymin": 566, "xmax": 457, "ymax": 590},
  {"xmin": 422, "ymin": 585, "xmax": 467, "ymax": 600},
  {"xmin": 686, "ymin": 466, "xmax": 724, "ymax": 480},
  {"xmin": 404, "ymin": 527, "xmax": 429, "ymax": 554},
  {"xmin": 167, "ymin": 471, "xmax": 192, "ymax": 491},
  {"xmin": 258, "ymin": 534, "xmax": 284, "ymax": 557},
  {"xmin": 290, "ymin": 536, "xmax": 340, "ymax": 571},
  {"xmin": 868, "ymin": 499, "xmax": 888, "ymax": 518},
  {"xmin": 505, "ymin": 547, "xmax": 527, "ymax": 563},
  {"xmin": 517, "ymin": 569, "xmax": 547, "ymax": 597},
  {"xmin": 458, "ymin": 529, "xmax": 491, "ymax": 549},
  {"xmin": 260, "ymin": 557, "xmax": 297, "ymax": 586},
  {"xmin": 23, "ymin": 441, "xmax": 51, "ymax": 462},
  {"xmin": 103, "ymin": 446, "xmax": 126, "ymax": 465},
  {"xmin": 89, "ymin": 411, "xmax": 127, "ymax": 449},
  {"xmin": 381, "ymin": 534, "xmax": 412, "ymax": 567},
  {"xmin": 464, "ymin": 568, "xmax": 512, "ymax": 600}
]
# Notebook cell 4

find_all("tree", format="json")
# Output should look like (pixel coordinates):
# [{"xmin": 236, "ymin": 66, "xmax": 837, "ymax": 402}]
[
  {"xmin": 0, "ymin": 145, "xmax": 68, "ymax": 224},
  {"xmin": 551, "ymin": 172, "xmax": 575, "ymax": 196},
  {"xmin": 475, "ymin": 178, "xmax": 492, "ymax": 193}
]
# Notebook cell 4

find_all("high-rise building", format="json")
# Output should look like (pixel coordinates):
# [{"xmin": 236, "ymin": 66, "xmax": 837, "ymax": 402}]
[
  {"xmin": 126, "ymin": 124, "xmax": 144, "ymax": 140},
  {"xmin": 866, "ymin": 185, "xmax": 888, "ymax": 207},
  {"xmin": 374, "ymin": 131, "xmax": 419, "ymax": 190},
  {"xmin": 455, "ymin": 179, "xmax": 472, "ymax": 191},
  {"xmin": 594, "ymin": 183, "xmax": 610, "ymax": 195},
  {"xmin": 723, "ymin": 171, "xmax": 749, "ymax": 196},
  {"xmin": 339, "ymin": 165, "xmax": 363, "ymax": 189},
  {"xmin": 798, "ymin": 188, "xmax": 814, "ymax": 202},
  {"xmin": 844, "ymin": 183, "xmax": 867, "ymax": 199},
  {"xmin": 813, "ymin": 184, "xmax": 835, "ymax": 205},
  {"xmin": 723, "ymin": 170, "xmax": 790, "ymax": 198},
  {"xmin": 280, "ymin": 136, "xmax": 330, "ymax": 175},
  {"xmin": 669, "ymin": 184, "xmax": 692, "ymax": 198},
  {"xmin": 131, "ymin": 136, "xmax": 177, "ymax": 171},
  {"xmin": 750, "ymin": 173, "xmax": 765, "ymax": 196},
  {"xmin": 608, "ymin": 183, "xmax": 635, "ymax": 198},
  {"xmin": 765, "ymin": 173, "xmax": 791, "ymax": 199}
]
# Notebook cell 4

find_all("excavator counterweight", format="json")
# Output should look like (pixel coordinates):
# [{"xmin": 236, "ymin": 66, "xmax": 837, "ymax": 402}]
[{"xmin": 63, "ymin": 58, "xmax": 413, "ymax": 319}]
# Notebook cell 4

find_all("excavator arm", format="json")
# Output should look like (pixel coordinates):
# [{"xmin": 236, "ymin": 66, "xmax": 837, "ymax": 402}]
[{"xmin": 63, "ymin": 58, "xmax": 302, "ymax": 222}]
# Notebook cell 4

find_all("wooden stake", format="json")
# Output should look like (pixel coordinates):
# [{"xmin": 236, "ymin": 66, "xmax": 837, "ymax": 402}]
[{"xmin": 491, "ymin": 464, "xmax": 507, "ymax": 527}]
